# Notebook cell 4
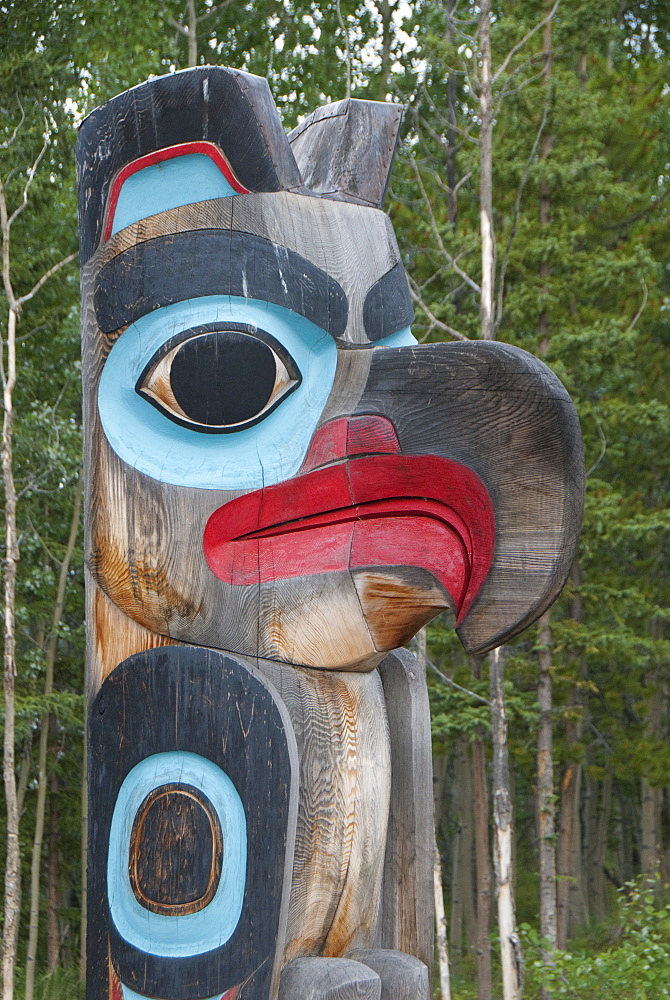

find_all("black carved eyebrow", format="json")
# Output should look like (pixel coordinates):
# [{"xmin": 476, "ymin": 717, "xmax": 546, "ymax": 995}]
[
  {"xmin": 363, "ymin": 260, "xmax": 414, "ymax": 342},
  {"xmin": 94, "ymin": 230, "xmax": 348, "ymax": 338}
]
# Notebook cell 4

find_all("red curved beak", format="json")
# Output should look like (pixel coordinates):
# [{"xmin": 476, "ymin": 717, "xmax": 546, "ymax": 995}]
[{"xmin": 203, "ymin": 416, "xmax": 495, "ymax": 623}]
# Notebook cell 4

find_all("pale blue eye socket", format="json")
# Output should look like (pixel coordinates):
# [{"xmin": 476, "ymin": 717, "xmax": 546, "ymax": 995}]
[
  {"xmin": 98, "ymin": 296, "xmax": 337, "ymax": 490},
  {"xmin": 376, "ymin": 326, "xmax": 417, "ymax": 348},
  {"xmin": 107, "ymin": 751, "xmax": 246, "ymax": 958}
]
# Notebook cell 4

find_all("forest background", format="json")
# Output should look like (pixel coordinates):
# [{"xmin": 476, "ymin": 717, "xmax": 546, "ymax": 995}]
[{"xmin": 0, "ymin": 1, "xmax": 669, "ymax": 998}]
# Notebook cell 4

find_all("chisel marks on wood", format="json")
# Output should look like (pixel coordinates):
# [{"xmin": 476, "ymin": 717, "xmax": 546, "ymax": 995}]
[{"xmin": 275, "ymin": 667, "xmax": 391, "ymax": 961}]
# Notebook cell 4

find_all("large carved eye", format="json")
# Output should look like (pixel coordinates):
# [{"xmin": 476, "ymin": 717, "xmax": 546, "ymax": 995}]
[{"xmin": 135, "ymin": 323, "xmax": 301, "ymax": 433}]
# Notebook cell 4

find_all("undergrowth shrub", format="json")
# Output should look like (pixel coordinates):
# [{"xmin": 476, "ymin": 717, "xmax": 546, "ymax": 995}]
[{"xmin": 523, "ymin": 878, "xmax": 670, "ymax": 999}]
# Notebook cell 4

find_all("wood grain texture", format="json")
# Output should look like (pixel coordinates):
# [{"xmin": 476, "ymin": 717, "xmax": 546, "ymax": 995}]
[
  {"xmin": 79, "ymin": 67, "xmax": 584, "ymax": 1000},
  {"xmin": 375, "ymin": 650, "xmax": 434, "ymax": 976},
  {"xmin": 357, "ymin": 342, "xmax": 585, "ymax": 652},
  {"xmin": 86, "ymin": 571, "xmax": 175, "ymax": 698},
  {"xmin": 128, "ymin": 782, "xmax": 223, "ymax": 916},
  {"xmin": 353, "ymin": 568, "xmax": 451, "ymax": 651},
  {"xmin": 251, "ymin": 663, "xmax": 391, "ymax": 961},
  {"xmin": 87, "ymin": 647, "xmax": 298, "ymax": 1000},
  {"xmin": 90, "ymin": 192, "xmax": 404, "ymax": 346},
  {"xmin": 345, "ymin": 950, "xmax": 428, "ymax": 1000},
  {"xmin": 76, "ymin": 66, "xmax": 303, "ymax": 263},
  {"xmin": 288, "ymin": 99, "xmax": 403, "ymax": 210},
  {"xmin": 279, "ymin": 958, "xmax": 381, "ymax": 1000},
  {"xmin": 94, "ymin": 230, "xmax": 348, "ymax": 338}
]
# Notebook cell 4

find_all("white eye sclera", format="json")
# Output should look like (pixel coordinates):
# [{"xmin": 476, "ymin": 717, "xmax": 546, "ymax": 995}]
[
  {"xmin": 136, "ymin": 324, "xmax": 301, "ymax": 434},
  {"xmin": 97, "ymin": 296, "xmax": 338, "ymax": 490}
]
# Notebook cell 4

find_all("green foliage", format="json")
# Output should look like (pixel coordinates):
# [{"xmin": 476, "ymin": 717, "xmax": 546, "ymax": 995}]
[
  {"xmin": 13, "ymin": 965, "xmax": 85, "ymax": 1000},
  {"xmin": 523, "ymin": 881, "xmax": 670, "ymax": 998}
]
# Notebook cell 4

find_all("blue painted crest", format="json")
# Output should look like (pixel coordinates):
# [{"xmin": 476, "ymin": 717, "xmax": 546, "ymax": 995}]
[{"xmin": 111, "ymin": 153, "xmax": 240, "ymax": 235}]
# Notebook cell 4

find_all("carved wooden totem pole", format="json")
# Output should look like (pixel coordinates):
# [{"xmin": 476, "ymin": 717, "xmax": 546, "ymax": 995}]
[{"xmin": 77, "ymin": 67, "xmax": 584, "ymax": 1000}]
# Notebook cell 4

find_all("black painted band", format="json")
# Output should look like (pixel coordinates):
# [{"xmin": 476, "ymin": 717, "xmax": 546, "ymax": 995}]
[
  {"xmin": 88, "ymin": 647, "xmax": 296, "ymax": 1000},
  {"xmin": 94, "ymin": 230, "xmax": 348, "ymax": 338},
  {"xmin": 363, "ymin": 260, "xmax": 414, "ymax": 341},
  {"xmin": 76, "ymin": 67, "xmax": 302, "ymax": 264}
]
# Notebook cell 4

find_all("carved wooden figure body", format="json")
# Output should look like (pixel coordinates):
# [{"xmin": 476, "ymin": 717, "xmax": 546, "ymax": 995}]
[{"xmin": 77, "ymin": 67, "xmax": 584, "ymax": 1000}]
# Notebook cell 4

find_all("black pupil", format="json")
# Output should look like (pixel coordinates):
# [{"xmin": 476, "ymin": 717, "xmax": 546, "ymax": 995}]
[{"xmin": 170, "ymin": 331, "xmax": 278, "ymax": 426}]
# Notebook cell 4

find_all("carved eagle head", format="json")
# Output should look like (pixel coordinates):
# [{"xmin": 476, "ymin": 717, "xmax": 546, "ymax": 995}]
[{"xmin": 78, "ymin": 66, "xmax": 584, "ymax": 671}]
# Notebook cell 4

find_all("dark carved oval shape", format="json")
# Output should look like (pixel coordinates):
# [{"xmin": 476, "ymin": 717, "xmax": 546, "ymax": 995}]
[
  {"xmin": 129, "ymin": 782, "xmax": 222, "ymax": 915},
  {"xmin": 170, "ymin": 331, "xmax": 278, "ymax": 426}
]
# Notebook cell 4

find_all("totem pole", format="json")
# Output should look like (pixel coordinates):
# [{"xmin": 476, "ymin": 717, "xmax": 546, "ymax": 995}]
[{"xmin": 77, "ymin": 67, "xmax": 584, "ymax": 1000}]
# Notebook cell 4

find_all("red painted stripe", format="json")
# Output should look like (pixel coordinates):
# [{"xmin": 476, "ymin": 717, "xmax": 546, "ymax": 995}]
[
  {"xmin": 220, "ymin": 985, "xmax": 242, "ymax": 1000},
  {"xmin": 348, "ymin": 414, "xmax": 400, "ymax": 456},
  {"xmin": 203, "ymin": 452, "xmax": 495, "ymax": 622},
  {"xmin": 103, "ymin": 141, "xmax": 250, "ymax": 242},
  {"xmin": 298, "ymin": 415, "xmax": 400, "ymax": 473}
]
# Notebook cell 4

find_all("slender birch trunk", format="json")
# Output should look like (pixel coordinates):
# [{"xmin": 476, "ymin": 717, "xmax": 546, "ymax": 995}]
[
  {"xmin": 536, "ymin": 21, "xmax": 558, "ymax": 987},
  {"xmin": 1, "ymin": 131, "xmax": 77, "ymax": 1000},
  {"xmin": 378, "ymin": 0, "xmax": 393, "ymax": 100},
  {"xmin": 434, "ymin": 833, "xmax": 452, "ymax": 1000},
  {"xmin": 416, "ymin": 628, "xmax": 453, "ymax": 998},
  {"xmin": 445, "ymin": 0, "xmax": 459, "ymax": 229},
  {"xmin": 478, "ymin": 5, "xmax": 521, "ymax": 995},
  {"xmin": 490, "ymin": 647, "xmax": 523, "ymax": 998},
  {"xmin": 537, "ymin": 611, "xmax": 557, "ymax": 995},
  {"xmin": 557, "ymin": 561, "xmax": 585, "ymax": 947},
  {"xmin": 24, "ymin": 479, "xmax": 82, "ymax": 1000},
  {"xmin": 2, "ymin": 302, "xmax": 20, "ymax": 1000},
  {"xmin": 47, "ymin": 764, "xmax": 60, "ymax": 973},
  {"xmin": 187, "ymin": 0, "xmax": 197, "ymax": 66},
  {"xmin": 470, "ymin": 656, "xmax": 492, "ymax": 1000},
  {"xmin": 479, "ymin": 0, "xmax": 496, "ymax": 343}
]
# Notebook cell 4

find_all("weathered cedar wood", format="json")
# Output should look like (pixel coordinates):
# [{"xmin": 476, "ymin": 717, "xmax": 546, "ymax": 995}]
[
  {"xmin": 376, "ymin": 650, "xmax": 434, "ymax": 972},
  {"xmin": 78, "ymin": 64, "xmax": 584, "ymax": 1000},
  {"xmin": 87, "ymin": 647, "xmax": 298, "ymax": 1000}
]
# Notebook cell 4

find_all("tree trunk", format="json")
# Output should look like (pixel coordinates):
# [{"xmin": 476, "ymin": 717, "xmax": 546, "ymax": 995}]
[
  {"xmin": 1, "ymin": 151, "xmax": 75, "ymax": 1000},
  {"xmin": 378, "ymin": 0, "xmax": 393, "ymax": 100},
  {"xmin": 537, "ymin": 8, "xmax": 554, "ymax": 354},
  {"xmin": 595, "ymin": 771, "xmax": 613, "ymax": 916},
  {"xmin": 450, "ymin": 743, "xmax": 476, "ymax": 966},
  {"xmin": 537, "ymin": 611, "xmax": 557, "ymax": 983},
  {"xmin": 556, "ymin": 746, "xmax": 583, "ymax": 947},
  {"xmin": 557, "ymin": 562, "xmax": 586, "ymax": 947},
  {"xmin": 490, "ymin": 647, "xmax": 523, "ymax": 1000},
  {"xmin": 478, "ymin": 7, "xmax": 521, "ymax": 993},
  {"xmin": 25, "ymin": 478, "xmax": 81, "ymax": 1000},
  {"xmin": 585, "ymin": 770, "xmax": 613, "ymax": 923},
  {"xmin": 417, "ymin": 627, "xmax": 452, "ymax": 999},
  {"xmin": 640, "ymin": 776, "xmax": 660, "ymax": 880},
  {"xmin": 641, "ymin": 617, "xmax": 665, "ymax": 887},
  {"xmin": 47, "ymin": 765, "xmax": 60, "ymax": 973},
  {"xmin": 445, "ymin": 0, "xmax": 458, "ymax": 228},
  {"xmin": 536, "ymin": 19, "xmax": 557, "ymax": 987},
  {"xmin": 187, "ymin": 0, "xmax": 197, "ymax": 67},
  {"xmin": 471, "ymin": 657, "xmax": 492, "ymax": 1000},
  {"xmin": 479, "ymin": 0, "xmax": 495, "ymax": 342},
  {"xmin": 434, "ymin": 831, "xmax": 452, "ymax": 1000},
  {"xmin": 2, "ymin": 303, "xmax": 20, "ymax": 1000}
]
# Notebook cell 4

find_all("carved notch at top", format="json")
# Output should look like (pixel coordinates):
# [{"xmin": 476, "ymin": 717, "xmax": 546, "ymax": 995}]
[{"xmin": 289, "ymin": 99, "xmax": 403, "ymax": 209}]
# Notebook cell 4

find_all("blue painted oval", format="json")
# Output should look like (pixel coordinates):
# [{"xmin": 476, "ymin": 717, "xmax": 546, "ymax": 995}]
[
  {"xmin": 107, "ymin": 751, "xmax": 247, "ymax": 957},
  {"xmin": 97, "ymin": 296, "xmax": 337, "ymax": 490}
]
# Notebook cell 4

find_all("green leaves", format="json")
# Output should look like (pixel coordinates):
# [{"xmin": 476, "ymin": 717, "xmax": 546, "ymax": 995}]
[{"xmin": 523, "ymin": 881, "xmax": 670, "ymax": 998}]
